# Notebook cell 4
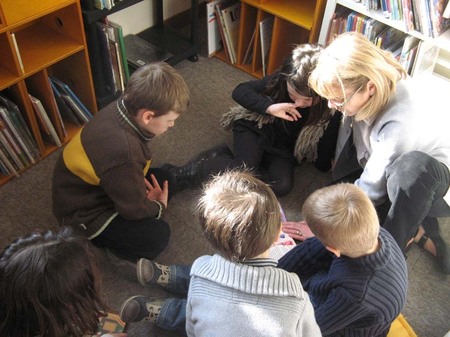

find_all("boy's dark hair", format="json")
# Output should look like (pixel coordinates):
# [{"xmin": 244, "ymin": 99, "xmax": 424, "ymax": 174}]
[
  {"xmin": 197, "ymin": 170, "xmax": 281, "ymax": 262},
  {"xmin": 0, "ymin": 227, "xmax": 107, "ymax": 337},
  {"xmin": 123, "ymin": 62, "xmax": 190, "ymax": 117}
]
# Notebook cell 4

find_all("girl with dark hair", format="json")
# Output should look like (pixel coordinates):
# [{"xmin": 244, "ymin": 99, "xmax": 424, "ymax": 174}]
[
  {"xmin": 165, "ymin": 44, "xmax": 341, "ymax": 197},
  {"xmin": 0, "ymin": 227, "xmax": 127, "ymax": 337}
]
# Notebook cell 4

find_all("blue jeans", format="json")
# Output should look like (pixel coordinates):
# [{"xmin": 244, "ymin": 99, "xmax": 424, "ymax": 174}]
[
  {"xmin": 156, "ymin": 265, "xmax": 190, "ymax": 333},
  {"xmin": 383, "ymin": 151, "xmax": 450, "ymax": 249}
]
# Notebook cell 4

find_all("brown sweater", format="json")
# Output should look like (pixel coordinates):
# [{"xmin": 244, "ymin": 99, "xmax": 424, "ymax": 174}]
[{"xmin": 52, "ymin": 99, "xmax": 165, "ymax": 238}]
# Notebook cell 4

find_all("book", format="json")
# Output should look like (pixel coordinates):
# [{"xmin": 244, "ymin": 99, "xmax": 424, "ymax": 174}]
[
  {"xmin": 10, "ymin": 33, "xmax": 25, "ymax": 75},
  {"xmin": 50, "ymin": 77, "xmax": 93, "ymax": 120},
  {"xmin": 107, "ymin": 20, "xmax": 130, "ymax": 82},
  {"xmin": 428, "ymin": 0, "xmax": 450, "ymax": 38},
  {"xmin": 399, "ymin": 35, "xmax": 420, "ymax": 71},
  {"xmin": 61, "ymin": 94, "xmax": 90, "ymax": 124},
  {"xmin": 0, "ymin": 94, "xmax": 40, "ymax": 159},
  {"xmin": 207, "ymin": 0, "xmax": 224, "ymax": 57},
  {"xmin": 242, "ymin": 27, "xmax": 256, "ymax": 64},
  {"xmin": 215, "ymin": 1, "xmax": 234, "ymax": 63},
  {"xmin": 49, "ymin": 79, "xmax": 82, "ymax": 126},
  {"xmin": 268, "ymin": 205, "xmax": 296, "ymax": 260},
  {"xmin": 0, "ymin": 146, "xmax": 19, "ymax": 177},
  {"xmin": 95, "ymin": 312, "xmax": 126, "ymax": 335},
  {"xmin": 259, "ymin": 16, "xmax": 274, "ymax": 76},
  {"xmin": 221, "ymin": 1, "xmax": 241, "ymax": 64},
  {"xmin": 97, "ymin": 23, "xmax": 118, "ymax": 94},
  {"xmin": 410, "ymin": 39, "xmax": 440, "ymax": 77},
  {"xmin": 97, "ymin": 22, "xmax": 123, "ymax": 93},
  {"xmin": 0, "ymin": 107, "xmax": 35, "ymax": 164},
  {"xmin": 0, "ymin": 124, "xmax": 25, "ymax": 170},
  {"xmin": 28, "ymin": 94, "xmax": 62, "ymax": 147}
]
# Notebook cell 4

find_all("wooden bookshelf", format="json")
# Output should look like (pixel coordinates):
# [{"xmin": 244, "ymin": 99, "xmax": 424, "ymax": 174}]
[
  {"xmin": 318, "ymin": 0, "xmax": 450, "ymax": 80},
  {"xmin": 215, "ymin": 0, "xmax": 326, "ymax": 78},
  {"xmin": 0, "ymin": 0, "xmax": 96, "ymax": 186}
]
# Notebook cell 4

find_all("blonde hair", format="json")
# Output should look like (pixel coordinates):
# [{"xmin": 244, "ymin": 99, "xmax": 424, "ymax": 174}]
[
  {"xmin": 302, "ymin": 183, "xmax": 380, "ymax": 256},
  {"xmin": 308, "ymin": 32, "xmax": 406, "ymax": 121},
  {"xmin": 123, "ymin": 62, "xmax": 190, "ymax": 117},
  {"xmin": 197, "ymin": 170, "xmax": 281, "ymax": 262}
]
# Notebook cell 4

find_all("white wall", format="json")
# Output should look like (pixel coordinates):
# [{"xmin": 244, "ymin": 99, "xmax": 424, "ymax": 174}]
[{"xmin": 108, "ymin": 0, "xmax": 196, "ymax": 35}]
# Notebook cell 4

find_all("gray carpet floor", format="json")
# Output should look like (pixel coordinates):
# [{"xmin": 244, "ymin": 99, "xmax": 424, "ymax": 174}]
[{"xmin": 1, "ymin": 22, "xmax": 449, "ymax": 337}]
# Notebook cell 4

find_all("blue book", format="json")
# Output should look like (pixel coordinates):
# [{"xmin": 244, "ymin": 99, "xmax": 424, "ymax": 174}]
[{"xmin": 50, "ymin": 77, "xmax": 93, "ymax": 120}]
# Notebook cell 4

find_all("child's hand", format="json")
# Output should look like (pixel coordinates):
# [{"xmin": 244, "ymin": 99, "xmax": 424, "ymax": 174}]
[
  {"xmin": 145, "ymin": 174, "xmax": 168, "ymax": 208},
  {"xmin": 282, "ymin": 221, "xmax": 315, "ymax": 241},
  {"xmin": 266, "ymin": 103, "xmax": 302, "ymax": 121}
]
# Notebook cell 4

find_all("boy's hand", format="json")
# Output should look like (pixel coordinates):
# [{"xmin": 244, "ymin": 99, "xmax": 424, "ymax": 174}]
[
  {"xmin": 145, "ymin": 174, "xmax": 168, "ymax": 208},
  {"xmin": 266, "ymin": 103, "xmax": 302, "ymax": 121},
  {"xmin": 282, "ymin": 221, "xmax": 315, "ymax": 241}
]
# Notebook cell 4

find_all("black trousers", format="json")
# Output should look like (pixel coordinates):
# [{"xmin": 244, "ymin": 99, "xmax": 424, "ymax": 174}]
[
  {"xmin": 91, "ymin": 167, "xmax": 175, "ymax": 261},
  {"xmin": 200, "ymin": 127, "xmax": 295, "ymax": 196}
]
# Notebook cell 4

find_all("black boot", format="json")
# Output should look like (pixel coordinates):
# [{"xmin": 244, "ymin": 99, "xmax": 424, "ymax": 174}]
[{"xmin": 163, "ymin": 143, "xmax": 232, "ymax": 191}]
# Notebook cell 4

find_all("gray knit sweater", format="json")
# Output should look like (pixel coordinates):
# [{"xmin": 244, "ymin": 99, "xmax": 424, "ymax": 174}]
[{"xmin": 186, "ymin": 254, "xmax": 321, "ymax": 337}]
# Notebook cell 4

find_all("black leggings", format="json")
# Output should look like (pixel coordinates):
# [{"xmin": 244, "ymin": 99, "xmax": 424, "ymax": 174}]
[
  {"xmin": 91, "ymin": 167, "xmax": 174, "ymax": 261},
  {"xmin": 200, "ymin": 127, "xmax": 295, "ymax": 196}
]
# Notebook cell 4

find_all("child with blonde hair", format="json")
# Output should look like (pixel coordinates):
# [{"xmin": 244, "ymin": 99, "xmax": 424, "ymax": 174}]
[
  {"xmin": 278, "ymin": 183, "xmax": 408, "ymax": 337},
  {"xmin": 120, "ymin": 170, "xmax": 321, "ymax": 336}
]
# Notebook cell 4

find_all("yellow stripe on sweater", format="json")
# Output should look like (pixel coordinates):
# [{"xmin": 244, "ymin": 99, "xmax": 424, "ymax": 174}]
[{"xmin": 63, "ymin": 130, "xmax": 100, "ymax": 185}]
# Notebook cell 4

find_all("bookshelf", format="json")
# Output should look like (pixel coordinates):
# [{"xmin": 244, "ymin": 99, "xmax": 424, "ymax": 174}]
[
  {"xmin": 0, "ymin": 0, "xmax": 96, "ymax": 186},
  {"xmin": 213, "ymin": 0, "xmax": 327, "ymax": 78},
  {"xmin": 318, "ymin": 0, "xmax": 450, "ymax": 80},
  {"xmin": 82, "ymin": 0, "xmax": 143, "ymax": 109}
]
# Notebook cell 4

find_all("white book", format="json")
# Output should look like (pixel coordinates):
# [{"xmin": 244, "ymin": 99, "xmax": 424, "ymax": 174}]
[
  {"xmin": 207, "ymin": 0, "xmax": 223, "ymax": 57},
  {"xmin": 29, "ymin": 94, "xmax": 62, "ymax": 147},
  {"xmin": 259, "ymin": 16, "xmax": 274, "ymax": 76},
  {"xmin": 221, "ymin": 2, "xmax": 241, "ymax": 64}
]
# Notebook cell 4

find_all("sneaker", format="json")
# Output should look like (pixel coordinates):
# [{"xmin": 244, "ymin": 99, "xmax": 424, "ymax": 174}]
[
  {"xmin": 120, "ymin": 295, "xmax": 164, "ymax": 323},
  {"xmin": 137, "ymin": 258, "xmax": 170, "ymax": 288}
]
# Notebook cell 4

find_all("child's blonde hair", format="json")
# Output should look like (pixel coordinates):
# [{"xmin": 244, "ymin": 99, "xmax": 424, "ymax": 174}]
[
  {"xmin": 197, "ymin": 170, "xmax": 281, "ymax": 262},
  {"xmin": 303, "ymin": 183, "xmax": 380, "ymax": 256}
]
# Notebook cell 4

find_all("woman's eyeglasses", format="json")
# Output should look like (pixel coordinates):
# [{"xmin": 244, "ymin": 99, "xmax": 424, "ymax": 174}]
[{"xmin": 329, "ymin": 86, "xmax": 363, "ymax": 109}]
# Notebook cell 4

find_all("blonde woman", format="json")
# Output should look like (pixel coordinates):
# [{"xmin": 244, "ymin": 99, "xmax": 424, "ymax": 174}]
[{"xmin": 307, "ymin": 32, "xmax": 450, "ymax": 274}]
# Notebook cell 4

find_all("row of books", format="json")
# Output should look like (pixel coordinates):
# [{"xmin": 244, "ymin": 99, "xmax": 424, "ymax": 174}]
[
  {"xmin": 0, "ymin": 94, "xmax": 39, "ymax": 177},
  {"xmin": 97, "ymin": 19, "xmax": 130, "ymax": 95},
  {"xmin": 358, "ymin": 0, "xmax": 450, "ymax": 38},
  {"xmin": 0, "ymin": 77, "xmax": 93, "ymax": 178},
  {"xmin": 327, "ymin": 8, "xmax": 439, "ymax": 77},
  {"xmin": 207, "ymin": 0, "xmax": 241, "ymax": 64}
]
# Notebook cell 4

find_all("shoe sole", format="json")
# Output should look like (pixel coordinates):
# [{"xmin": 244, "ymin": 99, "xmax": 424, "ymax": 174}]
[
  {"xmin": 137, "ymin": 258, "xmax": 151, "ymax": 286},
  {"xmin": 119, "ymin": 295, "xmax": 144, "ymax": 322}
]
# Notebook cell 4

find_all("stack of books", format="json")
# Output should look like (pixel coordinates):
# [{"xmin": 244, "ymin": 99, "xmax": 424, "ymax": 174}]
[{"xmin": 207, "ymin": 0, "xmax": 241, "ymax": 64}]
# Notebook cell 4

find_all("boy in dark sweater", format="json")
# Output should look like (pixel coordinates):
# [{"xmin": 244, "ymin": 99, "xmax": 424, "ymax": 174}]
[
  {"xmin": 52, "ymin": 63, "xmax": 189, "ymax": 261},
  {"xmin": 278, "ymin": 183, "xmax": 408, "ymax": 337}
]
